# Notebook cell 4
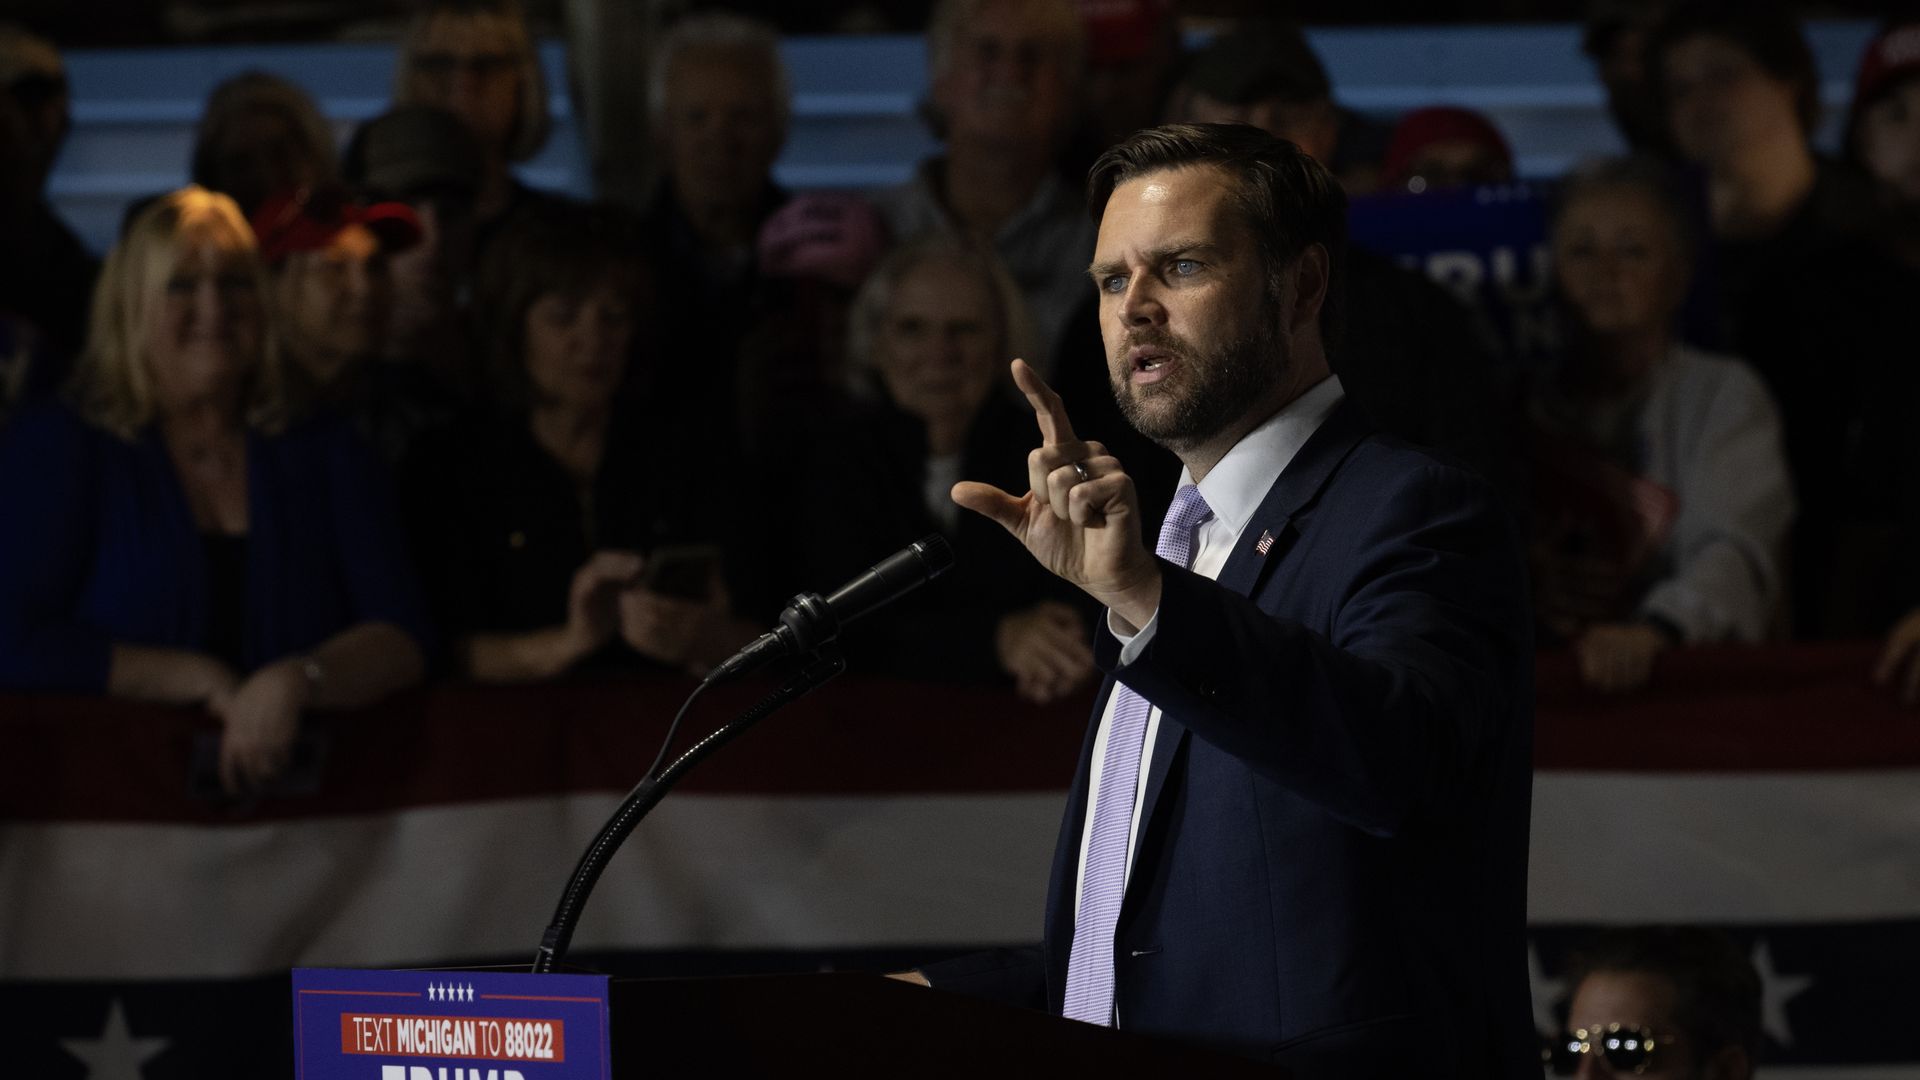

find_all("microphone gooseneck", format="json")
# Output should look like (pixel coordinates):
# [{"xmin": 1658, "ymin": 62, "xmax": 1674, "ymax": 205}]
[
  {"xmin": 529, "ymin": 535, "xmax": 958, "ymax": 973},
  {"xmin": 533, "ymin": 648, "xmax": 847, "ymax": 974}
]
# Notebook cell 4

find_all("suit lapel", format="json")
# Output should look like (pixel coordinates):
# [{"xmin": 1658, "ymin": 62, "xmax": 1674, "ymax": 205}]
[
  {"xmin": 1126, "ymin": 399, "xmax": 1375, "ymax": 899},
  {"xmin": 1214, "ymin": 398, "xmax": 1373, "ymax": 597}
]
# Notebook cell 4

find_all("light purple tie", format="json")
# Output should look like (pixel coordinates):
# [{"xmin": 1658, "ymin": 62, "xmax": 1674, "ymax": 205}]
[{"xmin": 1062, "ymin": 483, "xmax": 1212, "ymax": 1025}]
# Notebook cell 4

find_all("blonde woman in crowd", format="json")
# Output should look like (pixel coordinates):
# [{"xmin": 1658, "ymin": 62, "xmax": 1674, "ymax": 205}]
[{"xmin": 0, "ymin": 187, "xmax": 430, "ymax": 793}]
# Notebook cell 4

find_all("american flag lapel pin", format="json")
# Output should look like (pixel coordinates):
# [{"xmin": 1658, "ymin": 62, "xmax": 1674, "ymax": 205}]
[{"xmin": 1254, "ymin": 529, "xmax": 1276, "ymax": 556}]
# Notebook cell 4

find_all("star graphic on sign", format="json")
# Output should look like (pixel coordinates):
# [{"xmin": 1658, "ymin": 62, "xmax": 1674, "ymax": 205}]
[
  {"xmin": 1750, "ymin": 939, "xmax": 1813, "ymax": 1047},
  {"xmin": 60, "ymin": 998, "xmax": 168, "ymax": 1080},
  {"xmin": 465, "ymin": 984, "xmax": 476, "ymax": 1002},
  {"xmin": 1528, "ymin": 944, "xmax": 1570, "ymax": 1036}
]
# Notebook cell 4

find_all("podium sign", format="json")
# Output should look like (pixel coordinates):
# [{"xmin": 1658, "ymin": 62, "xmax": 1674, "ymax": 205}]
[
  {"xmin": 290, "ymin": 967, "xmax": 1289, "ymax": 1075},
  {"xmin": 293, "ymin": 968, "xmax": 613, "ymax": 1079}
]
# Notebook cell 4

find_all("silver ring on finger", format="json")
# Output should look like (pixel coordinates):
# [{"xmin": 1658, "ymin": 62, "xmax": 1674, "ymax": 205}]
[{"xmin": 1073, "ymin": 461, "xmax": 1092, "ymax": 482}]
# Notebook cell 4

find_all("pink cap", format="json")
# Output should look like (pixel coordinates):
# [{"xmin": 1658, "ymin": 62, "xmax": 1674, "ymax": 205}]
[
  {"xmin": 1850, "ymin": 22, "xmax": 1920, "ymax": 135},
  {"xmin": 757, "ymin": 193, "xmax": 889, "ymax": 290}
]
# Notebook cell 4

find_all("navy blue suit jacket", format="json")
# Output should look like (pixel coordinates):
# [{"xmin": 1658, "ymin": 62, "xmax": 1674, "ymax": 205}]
[{"xmin": 924, "ymin": 401, "xmax": 1539, "ymax": 1078}]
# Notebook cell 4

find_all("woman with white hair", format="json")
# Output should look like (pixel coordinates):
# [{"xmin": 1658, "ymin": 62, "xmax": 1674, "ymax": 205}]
[
  {"xmin": 0, "ymin": 187, "xmax": 431, "ymax": 793},
  {"xmin": 1530, "ymin": 158, "xmax": 1793, "ymax": 693},
  {"xmin": 766, "ymin": 232, "xmax": 1096, "ymax": 702}
]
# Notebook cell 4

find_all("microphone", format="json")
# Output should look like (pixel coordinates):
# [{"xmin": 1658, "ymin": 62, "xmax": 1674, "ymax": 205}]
[{"xmin": 708, "ymin": 534, "xmax": 955, "ymax": 681}]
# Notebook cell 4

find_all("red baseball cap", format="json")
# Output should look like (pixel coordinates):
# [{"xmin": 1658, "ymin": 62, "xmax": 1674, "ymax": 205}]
[
  {"xmin": 1849, "ymin": 21, "xmax": 1920, "ymax": 138},
  {"xmin": 249, "ymin": 185, "xmax": 423, "ymax": 266},
  {"xmin": 1073, "ymin": 0, "xmax": 1175, "ymax": 66},
  {"xmin": 1382, "ymin": 106, "xmax": 1514, "ymax": 187}
]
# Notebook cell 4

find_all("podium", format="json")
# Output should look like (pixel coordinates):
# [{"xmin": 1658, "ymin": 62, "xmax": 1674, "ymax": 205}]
[{"xmin": 294, "ymin": 967, "xmax": 1282, "ymax": 1076}]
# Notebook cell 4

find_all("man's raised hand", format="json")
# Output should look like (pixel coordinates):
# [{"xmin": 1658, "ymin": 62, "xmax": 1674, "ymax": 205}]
[{"xmin": 951, "ymin": 360, "xmax": 1162, "ymax": 630}]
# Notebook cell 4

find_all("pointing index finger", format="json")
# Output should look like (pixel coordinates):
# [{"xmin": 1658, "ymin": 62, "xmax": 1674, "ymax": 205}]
[{"xmin": 1012, "ymin": 358, "xmax": 1078, "ymax": 447}]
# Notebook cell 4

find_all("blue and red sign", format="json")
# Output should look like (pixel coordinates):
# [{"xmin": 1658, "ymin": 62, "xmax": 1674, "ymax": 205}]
[
  {"xmin": 1347, "ymin": 182, "xmax": 1559, "ymax": 368},
  {"xmin": 293, "ymin": 967, "xmax": 612, "ymax": 1079}
]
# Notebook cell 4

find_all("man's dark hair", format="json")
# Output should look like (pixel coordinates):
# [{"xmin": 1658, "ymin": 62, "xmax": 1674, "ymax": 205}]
[
  {"xmin": 1646, "ymin": 0, "xmax": 1820, "ymax": 137},
  {"xmin": 1563, "ymin": 926, "xmax": 1764, "ymax": 1069},
  {"xmin": 1086, "ymin": 122, "xmax": 1348, "ymax": 358},
  {"xmin": 1582, "ymin": 0, "xmax": 1669, "ymax": 62}
]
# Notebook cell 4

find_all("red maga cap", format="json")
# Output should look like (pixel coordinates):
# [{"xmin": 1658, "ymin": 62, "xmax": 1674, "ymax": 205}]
[
  {"xmin": 249, "ymin": 185, "xmax": 423, "ymax": 265},
  {"xmin": 1851, "ymin": 22, "xmax": 1920, "ymax": 129},
  {"xmin": 1073, "ymin": 0, "xmax": 1174, "ymax": 66},
  {"xmin": 1382, "ymin": 106, "xmax": 1514, "ymax": 187}
]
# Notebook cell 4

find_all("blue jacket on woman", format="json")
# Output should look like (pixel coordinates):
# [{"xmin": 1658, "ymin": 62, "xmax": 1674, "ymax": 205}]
[{"xmin": 0, "ymin": 402, "xmax": 432, "ymax": 690}]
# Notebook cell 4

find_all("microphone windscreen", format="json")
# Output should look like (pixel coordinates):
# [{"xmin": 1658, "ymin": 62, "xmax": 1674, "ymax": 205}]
[{"xmin": 909, "ymin": 533, "xmax": 956, "ymax": 579}]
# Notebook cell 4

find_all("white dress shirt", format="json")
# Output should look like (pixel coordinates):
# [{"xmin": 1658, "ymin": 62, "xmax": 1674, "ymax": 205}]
[{"xmin": 1072, "ymin": 375, "xmax": 1346, "ymax": 914}]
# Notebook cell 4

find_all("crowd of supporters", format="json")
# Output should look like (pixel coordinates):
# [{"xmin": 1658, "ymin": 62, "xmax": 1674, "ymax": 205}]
[{"xmin": 1, "ymin": 0, "xmax": 1918, "ymax": 792}]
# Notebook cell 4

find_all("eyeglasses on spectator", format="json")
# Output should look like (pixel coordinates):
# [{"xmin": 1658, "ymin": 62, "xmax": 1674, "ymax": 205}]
[{"xmin": 1544, "ymin": 1023, "xmax": 1668, "ymax": 1076}]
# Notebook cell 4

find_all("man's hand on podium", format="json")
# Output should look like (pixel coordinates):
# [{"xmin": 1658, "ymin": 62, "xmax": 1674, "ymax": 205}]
[{"xmin": 886, "ymin": 970, "xmax": 931, "ymax": 987}]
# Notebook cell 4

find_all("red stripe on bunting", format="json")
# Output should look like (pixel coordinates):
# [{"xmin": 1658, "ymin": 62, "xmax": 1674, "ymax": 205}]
[
  {"xmin": 1532, "ymin": 641, "xmax": 1920, "ymax": 770},
  {"xmin": 3, "ymin": 643, "xmax": 1915, "ymax": 825},
  {"xmin": 0, "ymin": 674, "xmax": 1094, "ymax": 824}
]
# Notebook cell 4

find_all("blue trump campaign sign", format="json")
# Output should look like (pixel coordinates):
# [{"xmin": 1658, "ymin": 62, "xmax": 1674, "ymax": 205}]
[
  {"xmin": 1347, "ymin": 182, "xmax": 1559, "ymax": 369},
  {"xmin": 294, "ymin": 968, "xmax": 612, "ymax": 1080}
]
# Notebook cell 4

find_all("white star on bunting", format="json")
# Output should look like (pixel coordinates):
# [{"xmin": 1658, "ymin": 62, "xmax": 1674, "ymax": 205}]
[
  {"xmin": 1750, "ymin": 939, "xmax": 1813, "ymax": 1047},
  {"xmin": 60, "ymin": 998, "xmax": 169, "ymax": 1080}
]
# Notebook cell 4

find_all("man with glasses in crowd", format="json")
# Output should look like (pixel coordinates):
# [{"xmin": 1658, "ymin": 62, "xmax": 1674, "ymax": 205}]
[{"xmin": 1551, "ymin": 926, "xmax": 1762, "ymax": 1079}]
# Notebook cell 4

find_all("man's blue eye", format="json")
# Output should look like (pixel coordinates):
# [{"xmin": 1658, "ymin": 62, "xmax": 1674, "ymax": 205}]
[
  {"xmin": 1101, "ymin": 275, "xmax": 1127, "ymax": 294},
  {"xmin": 1172, "ymin": 259, "xmax": 1200, "ymax": 276}
]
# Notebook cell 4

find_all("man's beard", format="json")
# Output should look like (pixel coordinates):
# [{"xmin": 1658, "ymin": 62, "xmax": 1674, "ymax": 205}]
[{"xmin": 1109, "ymin": 317, "xmax": 1286, "ymax": 453}]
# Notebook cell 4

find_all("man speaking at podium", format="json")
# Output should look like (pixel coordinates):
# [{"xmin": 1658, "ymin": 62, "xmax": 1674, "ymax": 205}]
[{"xmin": 907, "ymin": 124, "xmax": 1539, "ymax": 1077}]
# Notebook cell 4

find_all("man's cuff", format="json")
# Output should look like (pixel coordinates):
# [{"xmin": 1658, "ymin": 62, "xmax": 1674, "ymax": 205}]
[{"xmin": 1108, "ymin": 607, "xmax": 1160, "ymax": 666}]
